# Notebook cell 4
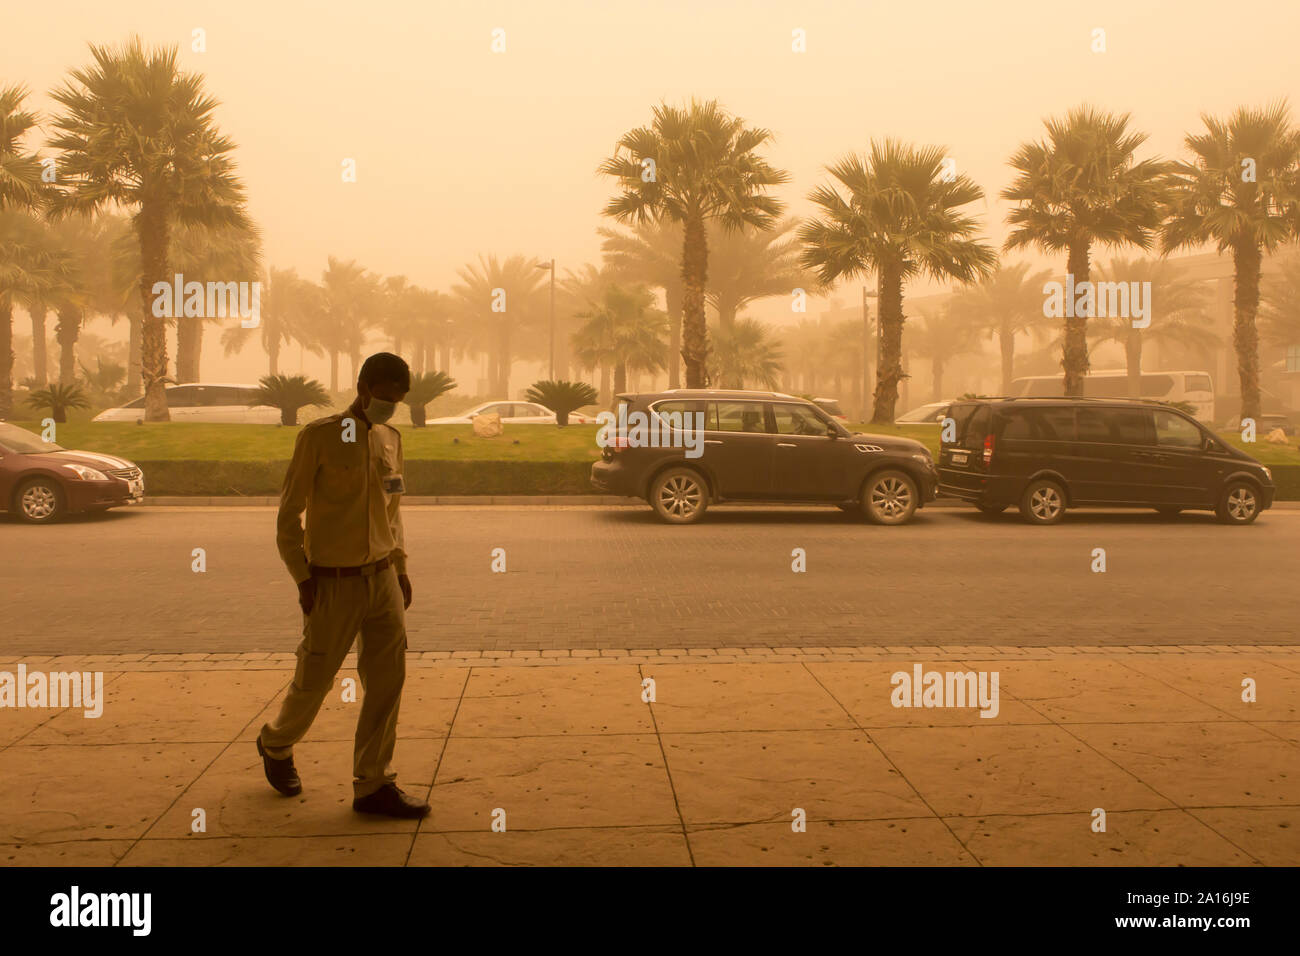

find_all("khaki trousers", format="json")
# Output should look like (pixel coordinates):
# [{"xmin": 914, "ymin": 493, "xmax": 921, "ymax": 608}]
[{"xmin": 260, "ymin": 565, "xmax": 408, "ymax": 798}]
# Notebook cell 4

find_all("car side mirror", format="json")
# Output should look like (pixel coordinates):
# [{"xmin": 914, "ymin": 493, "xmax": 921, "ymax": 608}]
[{"xmin": 826, "ymin": 423, "xmax": 839, "ymax": 439}]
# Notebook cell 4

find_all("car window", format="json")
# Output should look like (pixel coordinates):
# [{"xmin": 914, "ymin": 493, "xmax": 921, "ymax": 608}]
[
  {"xmin": 167, "ymin": 386, "xmax": 199, "ymax": 407},
  {"xmin": 239, "ymin": 387, "xmax": 264, "ymax": 405},
  {"xmin": 1184, "ymin": 374, "xmax": 1212, "ymax": 392},
  {"xmin": 772, "ymin": 403, "xmax": 827, "ymax": 436},
  {"xmin": 952, "ymin": 404, "xmax": 990, "ymax": 445},
  {"xmin": 201, "ymin": 386, "xmax": 242, "ymax": 406},
  {"xmin": 477, "ymin": 404, "xmax": 504, "ymax": 417},
  {"xmin": 1001, "ymin": 406, "xmax": 1075, "ymax": 440},
  {"xmin": 708, "ymin": 401, "xmax": 768, "ymax": 433},
  {"xmin": 653, "ymin": 400, "xmax": 705, "ymax": 429},
  {"xmin": 123, "ymin": 395, "xmax": 146, "ymax": 409},
  {"xmin": 1077, "ymin": 407, "xmax": 1154, "ymax": 444},
  {"xmin": 1154, "ymin": 410, "xmax": 1203, "ymax": 449}
]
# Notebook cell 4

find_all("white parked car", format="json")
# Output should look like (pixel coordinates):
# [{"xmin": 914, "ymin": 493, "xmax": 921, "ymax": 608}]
[
  {"xmin": 895, "ymin": 401, "xmax": 953, "ymax": 426},
  {"xmin": 428, "ymin": 401, "xmax": 596, "ymax": 425},
  {"xmin": 94, "ymin": 383, "xmax": 282, "ymax": 424}
]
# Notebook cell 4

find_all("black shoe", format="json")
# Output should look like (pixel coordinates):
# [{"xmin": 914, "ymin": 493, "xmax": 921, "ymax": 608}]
[
  {"xmin": 352, "ymin": 783, "xmax": 431, "ymax": 819},
  {"xmin": 256, "ymin": 735, "xmax": 302, "ymax": 796}
]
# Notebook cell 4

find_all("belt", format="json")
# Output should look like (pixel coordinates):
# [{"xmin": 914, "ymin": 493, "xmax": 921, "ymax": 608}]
[{"xmin": 309, "ymin": 557, "xmax": 391, "ymax": 578}]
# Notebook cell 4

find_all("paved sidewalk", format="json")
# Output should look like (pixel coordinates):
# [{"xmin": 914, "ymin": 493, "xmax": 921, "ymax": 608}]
[{"xmin": 1, "ymin": 647, "xmax": 1297, "ymax": 866}]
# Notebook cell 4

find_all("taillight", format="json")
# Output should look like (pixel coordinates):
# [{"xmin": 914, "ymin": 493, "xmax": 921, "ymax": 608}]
[{"xmin": 982, "ymin": 433, "xmax": 995, "ymax": 466}]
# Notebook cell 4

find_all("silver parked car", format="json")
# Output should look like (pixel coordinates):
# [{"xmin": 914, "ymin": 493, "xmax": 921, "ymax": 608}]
[{"xmin": 94, "ymin": 383, "xmax": 281, "ymax": 424}]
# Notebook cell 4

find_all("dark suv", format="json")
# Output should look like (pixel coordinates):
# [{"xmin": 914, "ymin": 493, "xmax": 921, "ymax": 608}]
[
  {"xmin": 590, "ymin": 390, "xmax": 938, "ymax": 524},
  {"xmin": 937, "ymin": 398, "xmax": 1275, "ymax": 525}
]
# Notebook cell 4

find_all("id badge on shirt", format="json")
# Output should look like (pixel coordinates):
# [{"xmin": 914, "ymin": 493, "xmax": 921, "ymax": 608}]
[{"xmin": 383, "ymin": 474, "xmax": 406, "ymax": 494}]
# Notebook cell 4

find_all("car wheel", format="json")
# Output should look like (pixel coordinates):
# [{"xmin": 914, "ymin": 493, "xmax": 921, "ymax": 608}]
[
  {"xmin": 975, "ymin": 503, "xmax": 1007, "ymax": 515},
  {"xmin": 15, "ymin": 476, "xmax": 65, "ymax": 523},
  {"xmin": 1215, "ymin": 481, "xmax": 1260, "ymax": 525},
  {"xmin": 861, "ymin": 470, "xmax": 918, "ymax": 525},
  {"xmin": 1019, "ymin": 479, "xmax": 1066, "ymax": 525},
  {"xmin": 649, "ymin": 467, "xmax": 709, "ymax": 525}
]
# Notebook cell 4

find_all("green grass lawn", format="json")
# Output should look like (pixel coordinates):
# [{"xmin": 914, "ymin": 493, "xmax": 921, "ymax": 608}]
[{"xmin": 9, "ymin": 419, "xmax": 1298, "ymax": 465}]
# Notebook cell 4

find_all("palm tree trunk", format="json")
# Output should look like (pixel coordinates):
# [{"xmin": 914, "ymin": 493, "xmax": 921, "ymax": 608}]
[
  {"xmin": 1062, "ymin": 241, "xmax": 1092, "ymax": 397},
  {"xmin": 268, "ymin": 333, "xmax": 280, "ymax": 377},
  {"xmin": 497, "ymin": 325, "xmax": 511, "ymax": 396},
  {"xmin": 177, "ymin": 316, "xmax": 202, "ymax": 382},
  {"xmin": 871, "ymin": 268, "xmax": 905, "ymax": 424},
  {"xmin": 932, "ymin": 356, "xmax": 944, "ymax": 401},
  {"xmin": 599, "ymin": 362, "xmax": 611, "ymax": 407},
  {"xmin": 438, "ymin": 343, "xmax": 450, "ymax": 376},
  {"xmin": 30, "ymin": 306, "xmax": 48, "ymax": 386},
  {"xmin": 1126, "ymin": 329, "xmax": 1142, "ymax": 398},
  {"xmin": 0, "ymin": 300, "xmax": 13, "ymax": 419},
  {"xmin": 999, "ymin": 321, "xmax": 1015, "ymax": 394},
  {"xmin": 329, "ymin": 351, "xmax": 339, "ymax": 393},
  {"xmin": 56, "ymin": 306, "xmax": 81, "ymax": 385},
  {"xmin": 681, "ymin": 217, "xmax": 709, "ymax": 387},
  {"xmin": 614, "ymin": 362, "xmax": 627, "ymax": 394},
  {"xmin": 666, "ymin": 285, "xmax": 683, "ymax": 388},
  {"xmin": 411, "ymin": 404, "xmax": 427, "ymax": 427},
  {"xmin": 138, "ymin": 204, "xmax": 172, "ymax": 422},
  {"xmin": 1232, "ymin": 241, "xmax": 1263, "ymax": 421},
  {"xmin": 127, "ymin": 314, "xmax": 142, "ymax": 394}
]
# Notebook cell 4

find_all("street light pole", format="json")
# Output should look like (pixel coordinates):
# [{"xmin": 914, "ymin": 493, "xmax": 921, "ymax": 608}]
[{"xmin": 537, "ymin": 258, "xmax": 557, "ymax": 381}]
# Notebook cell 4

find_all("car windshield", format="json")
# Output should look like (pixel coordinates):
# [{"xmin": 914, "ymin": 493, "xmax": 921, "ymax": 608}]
[{"xmin": 0, "ymin": 422, "xmax": 63, "ymax": 453}]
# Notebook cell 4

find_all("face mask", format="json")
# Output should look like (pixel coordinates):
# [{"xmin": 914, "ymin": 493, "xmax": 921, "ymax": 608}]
[{"xmin": 366, "ymin": 398, "xmax": 397, "ymax": 424}]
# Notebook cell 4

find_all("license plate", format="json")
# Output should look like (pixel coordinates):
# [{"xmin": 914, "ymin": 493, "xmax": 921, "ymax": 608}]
[
  {"xmin": 129, "ymin": 479, "xmax": 143, "ymax": 497},
  {"xmin": 951, "ymin": 452, "xmax": 968, "ymax": 466}
]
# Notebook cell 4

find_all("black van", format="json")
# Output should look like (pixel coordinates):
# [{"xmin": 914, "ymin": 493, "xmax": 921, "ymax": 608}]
[{"xmin": 937, "ymin": 398, "xmax": 1275, "ymax": 525}]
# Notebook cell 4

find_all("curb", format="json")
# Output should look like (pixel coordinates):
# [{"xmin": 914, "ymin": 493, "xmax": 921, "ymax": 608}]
[
  {"xmin": 6, "ymin": 645, "xmax": 1297, "ymax": 671},
  {"xmin": 139, "ymin": 495, "xmax": 1300, "ymax": 509}
]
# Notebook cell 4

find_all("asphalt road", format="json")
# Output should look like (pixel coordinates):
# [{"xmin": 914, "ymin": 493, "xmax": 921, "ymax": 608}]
[{"xmin": 3, "ymin": 504, "xmax": 1297, "ymax": 654}]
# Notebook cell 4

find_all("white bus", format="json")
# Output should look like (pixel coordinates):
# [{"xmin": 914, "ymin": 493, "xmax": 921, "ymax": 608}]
[{"xmin": 1008, "ymin": 369, "xmax": 1215, "ymax": 421}]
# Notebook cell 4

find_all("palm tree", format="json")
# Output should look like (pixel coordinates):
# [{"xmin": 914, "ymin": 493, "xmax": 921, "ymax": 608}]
[
  {"xmin": 1088, "ymin": 257, "xmax": 1217, "ymax": 397},
  {"xmin": 48, "ymin": 38, "xmax": 251, "ymax": 421},
  {"xmin": 404, "ymin": 370, "xmax": 457, "ymax": 427},
  {"xmin": 908, "ymin": 306, "xmax": 978, "ymax": 401},
  {"xmin": 221, "ymin": 267, "xmax": 321, "ymax": 376},
  {"xmin": 571, "ymin": 283, "xmax": 667, "ymax": 403},
  {"xmin": 453, "ymin": 254, "xmax": 547, "ymax": 396},
  {"xmin": 1162, "ymin": 102, "xmax": 1300, "ymax": 420},
  {"xmin": 0, "ymin": 84, "xmax": 44, "ymax": 419},
  {"xmin": 948, "ymin": 261, "xmax": 1054, "ymax": 394},
  {"xmin": 800, "ymin": 139, "xmax": 996, "ymax": 423},
  {"xmin": 708, "ymin": 316, "xmax": 783, "ymax": 390},
  {"xmin": 25, "ymin": 382, "xmax": 89, "ymax": 423},
  {"xmin": 598, "ymin": 221, "xmax": 684, "ymax": 386},
  {"xmin": 599, "ymin": 99, "xmax": 789, "ymax": 387},
  {"xmin": 312, "ymin": 257, "xmax": 378, "ymax": 392},
  {"xmin": 1002, "ymin": 106, "xmax": 1169, "ymax": 397},
  {"xmin": 251, "ymin": 373, "xmax": 331, "ymax": 426},
  {"xmin": 705, "ymin": 218, "xmax": 812, "ymax": 331},
  {"xmin": 525, "ymin": 380, "xmax": 598, "ymax": 426}
]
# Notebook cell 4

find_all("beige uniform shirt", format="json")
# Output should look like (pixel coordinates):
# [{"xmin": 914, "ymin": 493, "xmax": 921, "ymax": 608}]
[{"xmin": 276, "ymin": 412, "xmax": 408, "ymax": 583}]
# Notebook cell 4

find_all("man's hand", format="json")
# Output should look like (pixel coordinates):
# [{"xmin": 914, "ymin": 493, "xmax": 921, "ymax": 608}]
[
  {"xmin": 397, "ymin": 573, "xmax": 413, "ymax": 610},
  {"xmin": 297, "ymin": 577, "xmax": 318, "ymax": 615}
]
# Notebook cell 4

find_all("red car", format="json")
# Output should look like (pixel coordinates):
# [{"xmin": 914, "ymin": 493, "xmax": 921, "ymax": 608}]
[{"xmin": 0, "ymin": 422, "xmax": 144, "ymax": 523}]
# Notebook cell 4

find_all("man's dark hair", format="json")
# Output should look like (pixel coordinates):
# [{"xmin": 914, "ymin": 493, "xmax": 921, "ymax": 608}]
[{"xmin": 358, "ymin": 352, "xmax": 411, "ymax": 390}]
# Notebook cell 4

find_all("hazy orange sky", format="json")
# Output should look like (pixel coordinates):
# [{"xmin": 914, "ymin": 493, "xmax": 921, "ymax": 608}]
[{"xmin": 6, "ymin": 0, "xmax": 1299, "ymax": 385}]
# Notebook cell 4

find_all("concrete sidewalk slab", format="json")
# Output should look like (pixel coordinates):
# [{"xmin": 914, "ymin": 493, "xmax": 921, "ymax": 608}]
[{"xmin": 0, "ymin": 647, "xmax": 1296, "ymax": 866}]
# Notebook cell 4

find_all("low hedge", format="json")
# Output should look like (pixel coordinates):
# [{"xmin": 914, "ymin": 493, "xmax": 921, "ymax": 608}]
[
  {"xmin": 135, "ymin": 459, "xmax": 1300, "ymax": 500},
  {"xmin": 135, "ymin": 459, "xmax": 598, "ymax": 497}
]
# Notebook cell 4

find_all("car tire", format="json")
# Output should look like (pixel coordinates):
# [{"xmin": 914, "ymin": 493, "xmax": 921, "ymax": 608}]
[
  {"xmin": 649, "ymin": 467, "xmax": 709, "ymax": 525},
  {"xmin": 14, "ymin": 476, "xmax": 65, "ymax": 524},
  {"xmin": 1019, "ymin": 479, "xmax": 1066, "ymax": 525},
  {"xmin": 975, "ymin": 503, "xmax": 1007, "ymax": 515},
  {"xmin": 1215, "ymin": 480, "xmax": 1260, "ymax": 525},
  {"xmin": 861, "ymin": 469, "xmax": 918, "ymax": 525}
]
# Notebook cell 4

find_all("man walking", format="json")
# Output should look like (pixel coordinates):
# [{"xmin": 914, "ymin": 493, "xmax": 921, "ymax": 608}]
[{"xmin": 256, "ymin": 351, "xmax": 430, "ymax": 819}]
